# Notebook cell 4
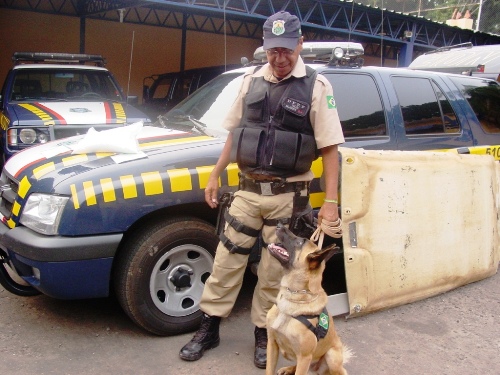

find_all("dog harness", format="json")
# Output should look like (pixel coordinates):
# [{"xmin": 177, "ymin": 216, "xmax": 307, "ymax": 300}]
[{"xmin": 293, "ymin": 307, "xmax": 330, "ymax": 341}]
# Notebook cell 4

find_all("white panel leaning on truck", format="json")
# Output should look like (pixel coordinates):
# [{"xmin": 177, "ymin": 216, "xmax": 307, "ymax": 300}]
[{"xmin": 327, "ymin": 147, "xmax": 500, "ymax": 318}]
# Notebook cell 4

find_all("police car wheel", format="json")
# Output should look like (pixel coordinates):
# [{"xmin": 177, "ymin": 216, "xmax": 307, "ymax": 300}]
[{"xmin": 114, "ymin": 216, "xmax": 218, "ymax": 336}]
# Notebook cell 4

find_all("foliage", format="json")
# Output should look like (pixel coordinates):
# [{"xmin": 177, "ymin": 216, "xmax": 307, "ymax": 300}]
[{"xmin": 356, "ymin": 0, "xmax": 499, "ymax": 35}]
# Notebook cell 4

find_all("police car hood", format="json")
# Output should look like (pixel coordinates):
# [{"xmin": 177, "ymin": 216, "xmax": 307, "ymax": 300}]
[
  {"xmin": 10, "ymin": 100, "xmax": 139, "ymax": 125},
  {"xmin": 5, "ymin": 125, "xmax": 224, "ymax": 184}
]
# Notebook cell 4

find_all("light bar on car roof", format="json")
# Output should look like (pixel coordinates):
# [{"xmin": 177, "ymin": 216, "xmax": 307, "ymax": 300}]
[
  {"xmin": 253, "ymin": 41, "xmax": 364, "ymax": 67},
  {"xmin": 12, "ymin": 52, "xmax": 106, "ymax": 67}
]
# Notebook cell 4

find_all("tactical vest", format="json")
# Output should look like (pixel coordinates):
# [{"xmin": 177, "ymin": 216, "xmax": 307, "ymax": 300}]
[{"xmin": 230, "ymin": 66, "xmax": 318, "ymax": 178}]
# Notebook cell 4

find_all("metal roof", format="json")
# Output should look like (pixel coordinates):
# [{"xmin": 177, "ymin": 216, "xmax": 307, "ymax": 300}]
[{"xmin": 2, "ymin": 0, "xmax": 500, "ymax": 65}]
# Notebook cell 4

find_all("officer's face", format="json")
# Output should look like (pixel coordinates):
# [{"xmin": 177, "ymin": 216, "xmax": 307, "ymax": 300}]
[{"xmin": 266, "ymin": 37, "xmax": 303, "ymax": 79}]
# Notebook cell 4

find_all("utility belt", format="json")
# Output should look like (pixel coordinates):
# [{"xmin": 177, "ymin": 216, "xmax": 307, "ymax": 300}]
[{"xmin": 239, "ymin": 174, "xmax": 309, "ymax": 196}]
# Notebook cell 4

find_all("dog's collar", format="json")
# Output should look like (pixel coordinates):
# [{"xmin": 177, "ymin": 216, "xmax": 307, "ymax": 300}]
[
  {"xmin": 286, "ymin": 287, "xmax": 316, "ymax": 295},
  {"xmin": 284, "ymin": 287, "xmax": 319, "ymax": 303}
]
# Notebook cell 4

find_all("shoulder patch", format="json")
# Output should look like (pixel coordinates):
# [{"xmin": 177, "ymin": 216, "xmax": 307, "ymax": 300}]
[{"xmin": 326, "ymin": 95, "xmax": 336, "ymax": 109}]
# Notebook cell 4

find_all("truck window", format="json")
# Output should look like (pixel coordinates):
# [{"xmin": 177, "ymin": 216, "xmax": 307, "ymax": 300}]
[
  {"xmin": 167, "ymin": 72, "xmax": 245, "ymax": 126},
  {"xmin": 152, "ymin": 77, "xmax": 174, "ymax": 99},
  {"xmin": 391, "ymin": 76, "xmax": 459, "ymax": 135},
  {"xmin": 325, "ymin": 73, "xmax": 386, "ymax": 137},
  {"xmin": 449, "ymin": 76, "xmax": 500, "ymax": 133},
  {"xmin": 175, "ymin": 75, "xmax": 197, "ymax": 102}
]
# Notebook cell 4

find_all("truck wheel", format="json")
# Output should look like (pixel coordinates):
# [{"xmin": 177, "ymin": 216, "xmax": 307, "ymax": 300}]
[{"xmin": 114, "ymin": 217, "xmax": 218, "ymax": 336}]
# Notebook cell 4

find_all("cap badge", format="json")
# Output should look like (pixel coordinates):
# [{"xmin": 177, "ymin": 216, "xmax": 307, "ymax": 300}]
[{"xmin": 272, "ymin": 20, "xmax": 285, "ymax": 36}]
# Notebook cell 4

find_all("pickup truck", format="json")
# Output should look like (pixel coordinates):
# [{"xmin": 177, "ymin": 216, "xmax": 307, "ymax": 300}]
[
  {"xmin": 0, "ymin": 52, "xmax": 150, "ymax": 165},
  {"xmin": 141, "ymin": 64, "xmax": 241, "ymax": 119},
  {"xmin": 0, "ymin": 43, "xmax": 499, "ymax": 336},
  {"xmin": 408, "ymin": 43, "xmax": 500, "ymax": 81}
]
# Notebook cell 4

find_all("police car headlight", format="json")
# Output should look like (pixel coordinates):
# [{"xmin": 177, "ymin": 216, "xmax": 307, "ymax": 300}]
[
  {"xmin": 20, "ymin": 194, "xmax": 69, "ymax": 235},
  {"xmin": 19, "ymin": 129, "xmax": 37, "ymax": 144},
  {"xmin": 7, "ymin": 128, "xmax": 50, "ymax": 147}
]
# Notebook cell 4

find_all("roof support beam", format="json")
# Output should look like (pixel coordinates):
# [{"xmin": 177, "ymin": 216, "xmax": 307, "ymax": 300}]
[{"xmin": 2, "ymin": 0, "xmax": 500, "ymax": 64}]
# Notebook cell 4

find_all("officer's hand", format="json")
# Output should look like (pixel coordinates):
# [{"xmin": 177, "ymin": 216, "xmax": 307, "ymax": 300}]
[
  {"xmin": 205, "ymin": 178, "xmax": 219, "ymax": 209},
  {"xmin": 318, "ymin": 202, "xmax": 339, "ymax": 224}
]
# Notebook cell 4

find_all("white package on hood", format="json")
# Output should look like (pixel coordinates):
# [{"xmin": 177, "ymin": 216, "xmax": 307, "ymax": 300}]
[{"xmin": 72, "ymin": 121, "xmax": 143, "ymax": 154}]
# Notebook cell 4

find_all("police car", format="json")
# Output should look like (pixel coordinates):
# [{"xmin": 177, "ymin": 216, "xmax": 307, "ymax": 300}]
[
  {"xmin": 0, "ymin": 52, "xmax": 150, "ymax": 164},
  {"xmin": 0, "ymin": 43, "xmax": 499, "ymax": 336}
]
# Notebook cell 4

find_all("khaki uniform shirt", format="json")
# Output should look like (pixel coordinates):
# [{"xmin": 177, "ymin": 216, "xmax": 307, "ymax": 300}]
[{"xmin": 221, "ymin": 57, "xmax": 345, "ymax": 181}]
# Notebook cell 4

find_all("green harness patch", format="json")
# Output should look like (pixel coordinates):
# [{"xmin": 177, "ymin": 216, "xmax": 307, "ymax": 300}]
[
  {"xmin": 319, "ymin": 312, "xmax": 329, "ymax": 330},
  {"xmin": 294, "ymin": 307, "xmax": 330, "ymax": 341}
]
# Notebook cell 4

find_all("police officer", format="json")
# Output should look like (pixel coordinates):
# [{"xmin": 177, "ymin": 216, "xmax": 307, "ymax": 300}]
[{"xmin": 179, "ymin": 11, "xmax": 345, "ymax": 369}]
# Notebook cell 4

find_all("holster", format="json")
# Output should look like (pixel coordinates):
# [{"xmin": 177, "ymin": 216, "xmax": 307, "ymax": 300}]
[
  {"xmin": 289, "ymin": 195, "xmax": 317, "ymax": 238},
  {"xmin": 215, "ymin": 192, "xmax": 234, "ymax": 235}
]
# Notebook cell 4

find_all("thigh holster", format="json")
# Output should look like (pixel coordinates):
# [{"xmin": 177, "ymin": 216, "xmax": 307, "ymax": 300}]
[{"xmin": 220, "ymin": 211, "xmax": 260, "ymax": 255}]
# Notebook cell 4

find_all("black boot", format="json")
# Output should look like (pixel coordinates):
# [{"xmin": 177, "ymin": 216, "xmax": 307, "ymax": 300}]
[
  {"xmin": 179, "ymin": 314, "xmax": 221, "ymax": 361},
  {"xmin": 254, "ymin": 326, "xmax": 267, "ymax": 369}
]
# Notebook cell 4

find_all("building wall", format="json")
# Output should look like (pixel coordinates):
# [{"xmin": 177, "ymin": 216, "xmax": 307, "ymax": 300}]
[
  {"xmin": 0, "ymin": 9, "xmax": 259, "ymax": 102},
  {"xmin": 0, "ymin": 8, "xmax": 400, "ymax": 104}
]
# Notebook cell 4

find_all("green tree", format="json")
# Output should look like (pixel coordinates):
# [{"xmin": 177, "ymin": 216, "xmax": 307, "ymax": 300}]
[
  {"xmin": 356, "ymin": 0, "xmax": 498, "ymax": 35},
  {"xmin": 480, "ymin": 0, "xmax": 500, "ymax": 35}
]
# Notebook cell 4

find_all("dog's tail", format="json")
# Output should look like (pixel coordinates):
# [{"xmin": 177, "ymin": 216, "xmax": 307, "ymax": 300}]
[{"xmin": 342, "ymin": 345, "xmax": 355, "ymax": 364}]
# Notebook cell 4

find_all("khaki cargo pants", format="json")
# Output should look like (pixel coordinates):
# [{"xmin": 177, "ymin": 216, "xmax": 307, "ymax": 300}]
[{"xmin": 200, "ymin": 189, "xmax": 301, "ymax": 328}]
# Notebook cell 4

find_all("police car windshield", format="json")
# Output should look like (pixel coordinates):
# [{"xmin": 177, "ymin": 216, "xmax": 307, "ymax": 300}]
[
  {"xmin": 10, "ymin": 69, "xmax": 124, "ymax": 102},
  {"xmin": 162, "ymin": 71, "xmax": 245, "ymax": 133}
]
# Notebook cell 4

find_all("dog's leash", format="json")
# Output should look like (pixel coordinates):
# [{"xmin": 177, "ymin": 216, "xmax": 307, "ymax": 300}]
[{"xmin": 310, "ymin": 217, "xmax": 343, "ymax": 249}]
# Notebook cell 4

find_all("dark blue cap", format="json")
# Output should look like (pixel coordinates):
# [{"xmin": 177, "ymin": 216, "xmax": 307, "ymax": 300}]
[{"xmin": 263, "ymin": 11, "xmax": 302, "ymax": 50}]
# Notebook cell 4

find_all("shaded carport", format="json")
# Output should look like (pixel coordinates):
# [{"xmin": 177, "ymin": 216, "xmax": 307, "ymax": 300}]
[{"xmin": 2, "ymin": 0, "xmax": 500, "ymax": 70}]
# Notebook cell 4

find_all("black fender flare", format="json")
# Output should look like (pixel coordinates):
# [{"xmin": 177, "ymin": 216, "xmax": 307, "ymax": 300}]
[{"xmin": 0, "ymin": 251, "xmax": 40, "ymax": 296}]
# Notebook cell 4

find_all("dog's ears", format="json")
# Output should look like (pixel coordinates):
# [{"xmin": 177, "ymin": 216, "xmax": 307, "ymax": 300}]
[{"xmin": 307, "ymin": 244, "xmax": 340, "ymax": 270}]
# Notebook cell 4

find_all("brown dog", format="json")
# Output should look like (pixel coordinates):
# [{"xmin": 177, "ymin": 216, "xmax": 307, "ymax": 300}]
[{"xmin": 266, "ymin": 224, "xmax": 350, "ymax": 375}]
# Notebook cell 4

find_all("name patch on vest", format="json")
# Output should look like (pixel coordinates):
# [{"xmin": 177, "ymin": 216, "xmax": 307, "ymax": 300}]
[{"xmin": 283, "ymin": 98, "xmax": 309, "ymax": 116}]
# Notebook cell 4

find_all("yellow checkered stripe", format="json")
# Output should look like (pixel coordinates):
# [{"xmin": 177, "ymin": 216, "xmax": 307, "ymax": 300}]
[
  {"xmin": 18, "ymin": 103, "xmax": 56, "ymax": 125},
  {"xmin": 6, "ymin": 175, "xmax": 31, "ymax": 228},
  {"xmin": 310, "ymin": 158, "xmax": 326, "ymax": 209},
  {"xmin": 0, "ymin": 113, "xmax": 10, "ymax": 131},
  {"xmin": 22, "ymin": 151, "xmax": 323, "ymax": 212},
  {"xmin": 5, "ymin": 134, "xmax": 219, "ymax": 227},
  {"xmin": 7, "ymin": 153, "xmax": 112, "ymax": 227},
  {"xmin": 69, "ymin": 163, "xmax": 241, "ymax": 210},
  {"xmin": 112, "ymin": 103, "xmax": 126, "ymax": 123},
  {"xmin": 445, "ymin": 145, "xmax": 500, "ymax": 161}
]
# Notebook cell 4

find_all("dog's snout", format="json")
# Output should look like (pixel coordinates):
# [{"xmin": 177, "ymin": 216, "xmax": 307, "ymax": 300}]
[{"xmin": 275, "ymin": 222, "xmax": 289, "ymax": 242}]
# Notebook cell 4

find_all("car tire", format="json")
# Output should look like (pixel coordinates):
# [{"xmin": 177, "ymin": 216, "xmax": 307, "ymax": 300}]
[{"xmin": 114, "ymin": 216, "xmax": 218, "ymax": 336}]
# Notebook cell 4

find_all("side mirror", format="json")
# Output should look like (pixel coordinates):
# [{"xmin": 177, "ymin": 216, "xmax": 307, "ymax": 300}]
[{"xmin": 127, "ymin": 96, "xmax": 139, "ymax": 106}]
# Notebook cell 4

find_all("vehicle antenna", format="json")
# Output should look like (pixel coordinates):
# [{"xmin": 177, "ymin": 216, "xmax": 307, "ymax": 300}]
[
  {"xmin": 380, "ymin": 0, "xmax": 384, "ymax": 67},
  {"xmin": 223, "ymin": 2, "xmax": 227, "ymax": 70},
  {"xmin": 127, "ymin": 30, "xmax": 135, "ymax": 102}
]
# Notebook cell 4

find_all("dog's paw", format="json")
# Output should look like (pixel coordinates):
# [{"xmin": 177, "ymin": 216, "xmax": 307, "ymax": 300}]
[{"xmin": 277, "ymin": 365, "xmax": 296, "ymax": 375}]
